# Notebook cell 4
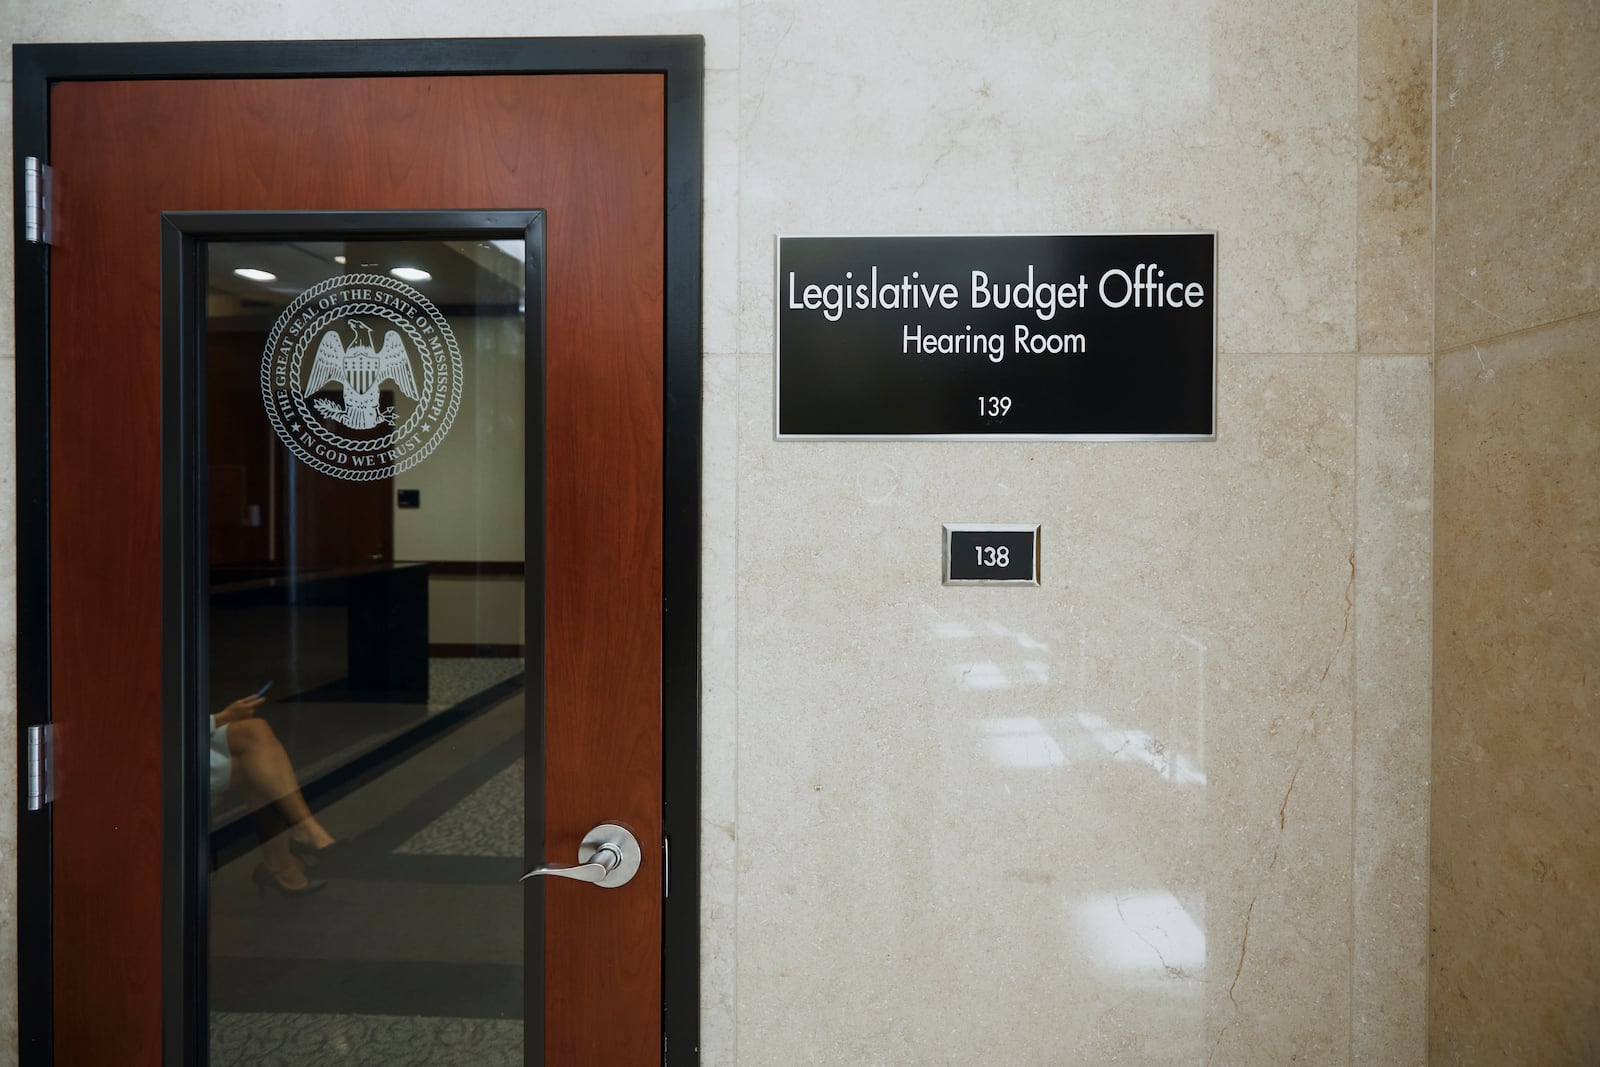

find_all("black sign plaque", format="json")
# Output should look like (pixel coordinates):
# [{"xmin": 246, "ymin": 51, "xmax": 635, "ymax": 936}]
[
  {"xmin": 777, "ymin": 233, "xmax": 1215, "ymax": 439},
  {"xmin": 943, "ymin": 524, "xmax": 1041, "ymax": 587}
]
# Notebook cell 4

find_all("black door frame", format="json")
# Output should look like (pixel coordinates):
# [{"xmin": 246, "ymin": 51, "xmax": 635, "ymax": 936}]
[{"xmin": 12, "ymin": 37, "xmax": 704, "ymax": 1066}]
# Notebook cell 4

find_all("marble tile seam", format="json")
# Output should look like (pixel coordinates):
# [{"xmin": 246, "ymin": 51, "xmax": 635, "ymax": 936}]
[
  {"xmin": 1350, "ymin": 35, "xmax": 1360, "ymax": 369},
  {"xmin": 1440, "ymin": 0, "xmax": 1452, "ymax": 399},
  {"xmin": 1353, "ymin": 351, "xmax": 1432, "ymax": 361},
  {"xmin": 1353, "ymin": 348, "xmax": 1433, "ymax": 1065},
  {"xmin": 1354, "ymin": 344, "xmax": 1433, "ymax": 358},
  {"xmin": 1435, "ymin": 304, "xmax": 1600, "ymax": 359},
  {"xmin": 1424, "ymin": 0, "xmax": 1439, "ymax": 1007},
  {"xmin": 724, "ymin": 350, "xmax": 740, "ymax": 1067},
  {"xmin": 1348, "ymin": 334, "xmax": 1361, "ymax": 1062}
]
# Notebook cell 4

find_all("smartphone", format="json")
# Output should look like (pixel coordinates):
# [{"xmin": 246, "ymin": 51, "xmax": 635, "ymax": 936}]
[{"xmin": 253, "ymin": 680, "xmax": 274, "ymax": 698}]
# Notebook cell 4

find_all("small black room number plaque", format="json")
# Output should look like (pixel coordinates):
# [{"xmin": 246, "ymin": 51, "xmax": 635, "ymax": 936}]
[{"xmin": 943, "ymin": 524, "xmax": 1041, "ymax": 586}]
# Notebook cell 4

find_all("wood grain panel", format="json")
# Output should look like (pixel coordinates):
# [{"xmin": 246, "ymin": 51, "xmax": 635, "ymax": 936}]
[{"xmin": 50, "ymin": 75, "xmax": 664, "ymax": 1065}]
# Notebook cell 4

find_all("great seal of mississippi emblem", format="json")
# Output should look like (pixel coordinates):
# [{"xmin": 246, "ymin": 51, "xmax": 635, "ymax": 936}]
[{"xmin": 261, "ymin": 273, "xmax": 463, "ymax": 481}]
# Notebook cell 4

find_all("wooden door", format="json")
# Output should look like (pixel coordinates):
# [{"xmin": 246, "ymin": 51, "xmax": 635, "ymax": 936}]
[{"xmin": 45, "ymin": 74, "xmax": 664, "ymax": 1064}]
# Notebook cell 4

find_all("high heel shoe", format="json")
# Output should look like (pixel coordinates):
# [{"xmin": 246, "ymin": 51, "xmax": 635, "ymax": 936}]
[
  {"xmin": 252, "ymin": 862, "xmax": 327, "ymax": 897},
  {"xmin": 289, "ymin": 837, "xmax": 341, "ymax": 867}
]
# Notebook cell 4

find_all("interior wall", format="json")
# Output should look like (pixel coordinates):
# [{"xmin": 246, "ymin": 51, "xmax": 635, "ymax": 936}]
[
  {"xmin": 1430, "ymin": 1, "xmax": 1600, "ymax": 1061},
  {"xmin": 392, "ymin": 316, "xmax": 525, "ymax": 565},
  {"xmin": 1, "ymin": 2, "xmax": 1435, "ymax": 1064},
  {"xmin": 721, "ymin": 1, "xmax": 1431, "ymax": 1061},
  {"xmin": 428, "ymin": 576, "xmax": 525, "ymax": 649},
  {"xmin": 390, "ymin": 315, "xmax": 527, "ymax": 647}
]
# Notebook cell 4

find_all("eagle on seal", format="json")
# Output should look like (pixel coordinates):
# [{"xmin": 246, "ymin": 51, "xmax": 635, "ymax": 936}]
[{"xmin": 304, "ymin": 319, "xmax": 420, "ymax": 429}]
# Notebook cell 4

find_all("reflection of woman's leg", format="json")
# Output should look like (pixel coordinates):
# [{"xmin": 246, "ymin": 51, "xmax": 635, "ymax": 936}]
[{"xmin": 226, "ymin": 719, "xmax": 336, "ymax": 849}]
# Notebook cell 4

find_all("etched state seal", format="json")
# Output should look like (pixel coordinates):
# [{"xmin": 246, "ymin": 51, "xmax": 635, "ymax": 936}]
[{"xmin": 260, "ymin": 273, "xmax": 463, "ymax": 481}]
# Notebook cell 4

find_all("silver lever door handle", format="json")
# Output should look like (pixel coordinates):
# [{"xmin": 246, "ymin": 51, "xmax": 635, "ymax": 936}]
[{"xmin": 520, "ymin": 822, "xmax": 641, "ymax": 889}]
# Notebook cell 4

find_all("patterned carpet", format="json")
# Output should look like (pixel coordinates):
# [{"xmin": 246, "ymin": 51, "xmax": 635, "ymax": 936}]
[
  {"xmin": 397, "ymin": 758, "xmax": 524, "ymax": 858},
  {"xmin": 209, "ymin": 681, "xmax": 527, "ymax": 1065},
  {"xmin": 425, "ymin": 659, "xmax": 525, "ymax": 711},
  {"xmin": 211, "ymin": 1012, "xmax": 521, "ymax": 1066}
]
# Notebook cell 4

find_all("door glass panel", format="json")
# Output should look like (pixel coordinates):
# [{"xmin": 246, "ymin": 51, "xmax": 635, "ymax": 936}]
[{"xmin": 202, "ymin": 237, "xmax": 529, "ymax": 1064}]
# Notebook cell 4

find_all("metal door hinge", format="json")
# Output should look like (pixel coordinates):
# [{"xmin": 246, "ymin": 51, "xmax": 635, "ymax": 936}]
[
  {"xmin": 26, "ymin": 724, "xmax": 56, "ymax": 810},
  {"xmin": 24, "ymin": 157, "xmax": 53, "ymax": 246},
  {"xmin": 663, "ymin": 835, "xmax": 671, "ymax": 899}
]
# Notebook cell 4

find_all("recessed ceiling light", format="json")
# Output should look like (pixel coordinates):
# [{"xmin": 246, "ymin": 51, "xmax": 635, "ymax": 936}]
[
  {"xmin": 390, "ymin": 267, "xmax": 431, "ymax": 283},
  {"xmin": 333, "ymin": 255, "xmax": 347, "ymax": 265},
  {"xmin": 233, "ymin": 267, "xmax": 277, "ymax": 282}
]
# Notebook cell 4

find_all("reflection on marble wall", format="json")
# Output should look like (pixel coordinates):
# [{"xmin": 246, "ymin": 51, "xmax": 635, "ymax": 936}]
[
  {"xmin": 1433, "ymin": 316, "xmax": 1600, "ymax": 1062},
  {"xmin": 739, "ymin": 355, "xmax": 1363, "ymax": 1062},
  {"xmin": 734, "ymin": 0, "xmax": 1429, "ymax": 1061},
  {"xmin": 735, "ymin": 354, "xmax": 1366, "ymax": 1064}
]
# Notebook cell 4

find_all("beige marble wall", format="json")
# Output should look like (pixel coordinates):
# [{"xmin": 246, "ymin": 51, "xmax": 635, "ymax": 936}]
[
  {"xmin": 1354, "ymin": 4, "xmax": 1435, "ymax": 1062},
  {"xmin": 732, "ymin": 0, "xmax": 1431, "ymax": 1062},
  {"xmin": 1436, "ymin": 2, "xmax": 1600, "ymax": 352},
  {"xmin": 1432, "ymin": 1, "xmax": 1600, "ymax": 1061},
  {"xmin": 1355, "ymin": 356, "xmax": 1432, "ymax": 1065},
  {"xmin": 1359, "ymin": 0, "xmax": 1434, "ymax": 355},
  {"xmin": 1, "ymin": 1, "xmax": 1435, "ymax": 1064},
  {"xmin": 1433, "ymin": 317, "xmax": 1600, "ymax": 1063}
]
